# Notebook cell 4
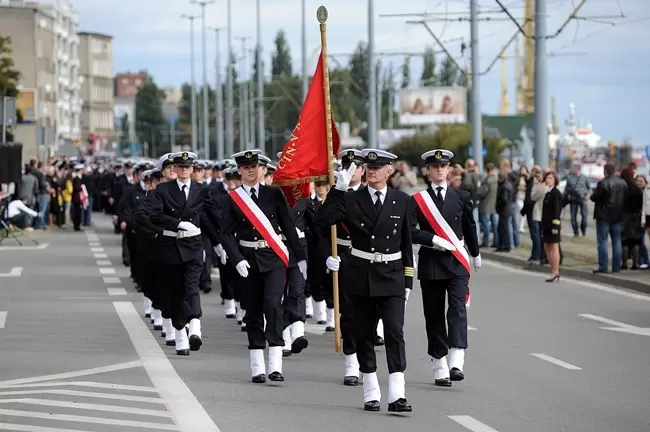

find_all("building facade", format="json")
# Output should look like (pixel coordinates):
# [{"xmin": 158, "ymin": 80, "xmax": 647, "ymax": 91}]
[
  {"xmin": 78, "ymin": 31, "xmax": 115, "ymax": 147},
  {"xmin": 114, "ymin": 71, "xmax": 147, "ymax": 98},
  {"xmin": 0, "ymin": 0, "xmax": 82, "ymax": 161}
]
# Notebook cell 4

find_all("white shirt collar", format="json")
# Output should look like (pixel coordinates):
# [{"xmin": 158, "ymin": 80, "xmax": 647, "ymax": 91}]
[
  {"xmin": 139, "ymin": 181, "xmax": 146, "ymax": 190},
  {"xmin": 349, "ymin": 183, "xmax": 361, "ymax": 191},
  {"xmin": 204, "ymin": 177, "xmax": 212, "ymax": 184},
  {"xmin": 367, "ymin": 184, "xmax": 388, "ymax": 198},
  {"xmin": 176, "ymin": 178, "xmax": 191, "ymax": 189},
  {"xmin": 242, "ymin": 183, "xmax": 260, "ymax": 194},
  {"xmin": 430, "ymin": 181, "xmax": 448, "ymax": 192}
]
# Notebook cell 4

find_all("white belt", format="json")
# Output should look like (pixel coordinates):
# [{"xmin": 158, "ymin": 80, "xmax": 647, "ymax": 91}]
[
  {"xmin": 281, "ymin": 229, "xmax": 306, "ymax": 241},
  {"xmin": 336, "ymin": 238, "xmax": 352, "ymax": 247},
  {"xmin": 162, "ymin": 229, "xmax": 202, "ymax": 239},
  {"xmin": 240, "ymin": 239, "xmax": 269, "ymax": 249},
  {"xmin": 351, "ymin": 248, "xmax": 402, "ymax": 263}
]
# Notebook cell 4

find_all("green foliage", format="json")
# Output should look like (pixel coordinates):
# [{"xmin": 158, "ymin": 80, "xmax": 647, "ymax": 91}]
[
  {"xmin": 401, "ymin": 55, "xmax": 410, "ymax": 89},
  {"xmin": 119, "ymin": 113, "xmax": 130, "ymax": 148},
  {"xmin": 134, "ymin": 76, "xmax": 166, "ymax": 154},
  {"xmin": 438, "ymin": 56, "xmax": 460, "ymax": 87},
  {"xmin": 390, "ymin": 123, "xmax": 506, "ymax": 168},
  {"xmin": 421, "ymin": 47, "xmax": 437, "ymax": 86},
  {"xmin": 271, "ymin": 30, "xmax": 292, "ymax": 77},
  {"xmin": 0, "ymin": 35, "xmax": 20, "ymax": 97}
]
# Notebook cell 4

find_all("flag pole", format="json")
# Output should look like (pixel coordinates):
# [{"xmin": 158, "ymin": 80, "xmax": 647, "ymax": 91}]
[{"xmin": 317, "ymin": 5, "xmax": 341, "ymax": 353}]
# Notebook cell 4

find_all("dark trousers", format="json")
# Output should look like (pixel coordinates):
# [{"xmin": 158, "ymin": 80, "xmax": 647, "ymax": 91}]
[
  {"xmin": 351, "ymin": 294, "xmax": 406, "ymax": 374},
  {"xmin": 71, "ymin": 202, "xmax": 82, "ymax": 231},
  {"xmin": 165, "ymin": 258, "xmax": 203, "ymax": 330},
  {"xmin": 339, "ymin": 262, "xmax": 356, "ymax": 355},
  {"xmin": 313, "ymin": 273, "xmax": 334, "ymax": 308},
  {"xmin": 421, "ymin": 277, "xmax": 469, "ymax": 359},
  {"xmin": 121, "ymin": 231, "xmax": 130, "ymax": 265},
  {"xmin": 570, "ymin": 200, "xmax": 589, "ymax": 236},
  {"xmin": 497, "ymin": 213, "xmax": 510, "ymax": 249},
  {"xmin": 8, "ymin": 214, "xmax": 27, "ymax": 229},
  {"xmin": 143, "ymin": 256, "xmax": 161, "ymax": 308},
  {"xmin": 127, "ymin": 231, "xmax": 140, "ymax": 285},
  {"xmin": 242, "ymin": 267, "xmax": 286, "ymax": 350},
  {"xmin": 219, "ymin": 261, "xmax": 238, "ymax": 302},
  {"xmin": 200, "ymin": 236, "xmax": 212, "ymax": 291},
  {"xmin": 282, "ymin": 265, "xmax": 306, "ymax": 328}
]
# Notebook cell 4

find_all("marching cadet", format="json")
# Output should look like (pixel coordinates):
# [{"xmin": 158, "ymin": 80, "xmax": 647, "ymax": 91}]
[
  {"xmin": 217, "ymin": 149, "xmax": 307, "ymax": 383},
  {"xmin": 257, "ymin": 154, "xmax": 271, "ymax": 184},
  {"xmin": 209, "ymin": 160, "xmax": 229, "ymax": 196},
  {"xmin": 316, "ymin": 149, "xmax": 413, "ymax": 413},
  {"xmin": 410, "ymin": 149, "xmax": 481, "ymax": 386},
  {"xmin": 148, "ymin": 151, "xmax": 221, "ymax": 355},
  {"xmin": 191, "ymin": 160, "xmax": 213, "ymax": 294},
  {"xmin": 264, "ymin": 164, "xmax": 275, "ymax": 184},
  {"xmin": 318, "ymin": 149, "xmax": 366, "ymax": 385},
  {"xmin": 305, "ymin": 180, "xmax": 330, "ymax": 319}
]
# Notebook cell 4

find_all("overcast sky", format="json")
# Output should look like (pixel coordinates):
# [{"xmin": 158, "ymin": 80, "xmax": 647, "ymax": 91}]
[{"xmin": 71, "ymin": 0, "xmax": 649, "ymax": 145}]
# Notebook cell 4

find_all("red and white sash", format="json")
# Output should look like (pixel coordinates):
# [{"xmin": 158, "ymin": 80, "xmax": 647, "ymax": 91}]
[
  {"xmin": 230, "ymin": 187, "xmax": 289, "ymax": 267},
  {"xmin": 414, "ymin": 190, "xmax": 472, "ymax": 307}
]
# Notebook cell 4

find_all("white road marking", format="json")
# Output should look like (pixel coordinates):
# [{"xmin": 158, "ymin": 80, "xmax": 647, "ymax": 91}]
[
  {"xmin": 0, "ymin": 360, "xmax": 141, "ymax": 387},
  {"xmin": 93, "ymin": 253, "xmax": 108, "ymax": 259},
  {"xmin": 468, "ymin": 326, "xmax": 478, "ymax": 331},
  {"xmin": 99, "ymin": 267, "xmax": 115, "ymax": 275},
  {"xmin": 304, "ymin": 323, "xmax": 326, "ymax": 335},
  {"xmin": 86, "ymin": 235, "xmax": 100, "ymax": 241},
  {"xmin": 0, "ymin": 243, "xmax": 49, "ymax": 251},
  {"xmin": 0, "ymin": 311, "xmax": 6, "ymax": 328},
  {"xmin": 530, "ymin": 353, "xmax": 582, "ymax": 370},
  {"xmin": 0, "ymin": 408, "xmax": 179, "ymax": 430},
  {"xmin": 0, "ymin": 381, "xmax": 157, "ymax": 392},
  {"xmin": 0, "ymin": 423, "xmax": 89, "ymax": 432},
  {"xmin": 579, "ymin": 314, "xmax": 650, "ymax": 336},
  {"xmin": 0, "ymin": 398, "xmax": 173, "ymax": 417},
  {"xmin": 96, "ymin": 260, "xmax": 112, "ymax": 266},
  {"xmin": 107, "ymin": 288, "xmax": 127, "ymax": 296},
  {"xmin": 0, "ymin": 267, "xmax": 22, "ymax": 277},
  {"xmin": 484, "ymin": 260, "xmax": 650, "ymax": 302},
  {"xmin": 0, "ymin": 389, "xmax": 164, "ymax": 404},
  {"xmin": 90, "ymin": 247, "xmax": 104, "ymax": 253},
  {"xmin": 448, "ymin": 415, "xmax": 500, "ymax": 432},
  {"xmin": 102, "ymin": 276, "xmax": 121, "ymax": 284},
  {"xmin": 114, "ymin": 301, "xmax": 221, "ymax": 432},
  {"xmin": 88, "ymin": 242, "xmax": 101, "ymax": 247},
  {"xmin": 0, "ymin": 361, "xmax": 142, "ymax": 387}
]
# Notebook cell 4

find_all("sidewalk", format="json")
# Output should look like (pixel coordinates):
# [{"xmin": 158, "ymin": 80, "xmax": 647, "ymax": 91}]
[{"xmin": 481, "ymin": 229, "xmax": 650, "ymax": 295}]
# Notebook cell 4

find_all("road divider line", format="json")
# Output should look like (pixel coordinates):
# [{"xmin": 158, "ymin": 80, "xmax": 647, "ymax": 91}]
[
  {"xmin": 0, "ymin": 311, "xmax": 6, "ymax": 328},
  {"xmin": 102, "ymin": 277, "xmax": 121, "ymax": 284},
  {"xmin": 448, "ymin": 415, "xmax": 500, "ymax": 431},
  {"xmin": 99, "ymin": 268, "xmax": 116, "ymax": 275},
  {"xmin": 0, "ymin": 267, "xmax": 23, "ymax": 278},
  {"xmin": 530, "ymin": 353, "xmax": 582, "ymax": 370},
  {"xmin": 96, "ymin": 260, "xmax": 112, "ymax": 266},
  {"xmin": 0, "ymin": 361, "xmax": 142, "ymax": 386},
  {"xmin": 113, "ymin": 301, "xmax": 221, "ymax": 432},
  {"xmin": 88, "ymin": 242, "xmax": 101, "ymax": 247},
  {"xmin": 93, "ymin": 253, "xmax": 108, "ymax": 259},
  {"xmin": 0, "ymin": 398, "xmax": 173, "ymax": 417},
  {"xmin": 578, "ymin": 313, "xmax": 635, "ymax": 328},
  {"xmin": 0, "ymin": 243, "xmax": 49, "ymax": 251},
  {"xmin": 90, "ymin": 248, "xmax": 104, "ymax": 253},
  {"xmin": 0, "ymin": 381, "xmax": 157, "ymax": 392},
  {"xmin": 107, "ymin": 288, "xmax": 127, "ymax": 296}
]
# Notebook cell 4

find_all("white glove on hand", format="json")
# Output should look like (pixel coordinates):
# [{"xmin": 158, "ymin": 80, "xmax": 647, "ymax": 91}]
[
  {"xmin": 334, "ymin": 162, "xmax": 357, "ymax": 191},
  {"xmin": 432, "ymin": 235, "xmax": 456, "ymax": 251},
  {"xmin": 235, "ymin": 260, "xmax": 250, "ymax": 278},
  {"xmin": 213, "ymin": 244, "xmax": 224, "ymax": 256},
  {"xmin": 297, "ymin": 260, "xmax": 308, "ymax": 280},
  {"xmin": 326, "ymin": 256, "xmax": 341, "ymax": 272},
  {"xmin": 178, "ymin": 221, "xmax": 198, "ymax": 232},
  {"xmin": 473, "ymin": 253, "xmax": 482, "ymax": 271},
  {"xmin": 220, "ymin": 249, "xmax": 228, "ymax": 265},
  {"xmin": 405, "ymin": 288, "xmax": 411, "ymax": 304}
]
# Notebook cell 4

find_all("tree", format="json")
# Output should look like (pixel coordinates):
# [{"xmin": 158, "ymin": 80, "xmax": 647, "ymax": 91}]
[
  {"xmin": 401, "ymin": 55, "xmax": 411, "ymax": 89},
  {"xmin": 252, "ymin": 47, "xmax": 263, "ymax": 83},
  {"xmin": 119, "ymin": 113, "xmax": 130, "ymax": 148},
  {"xmin": 0, "ymin": 36, "xmax": 20, "ymax": 97},
  {"xmin": 438, "ymin": 55, "xmax": 459, "ymax": 86},
  {"xmin": 420, "ymin": 47, "xmax": 437, "ymax": 86},
  {"xmin": 134, "ymin": 76, "xmax": 166, "ymax": 155},
  {"xmin": 270, "ymin": 30, "xmax": 292, "ymax": 77}
]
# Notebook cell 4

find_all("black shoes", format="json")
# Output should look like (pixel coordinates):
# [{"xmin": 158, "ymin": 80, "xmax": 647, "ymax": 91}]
[
  {"xmin": 268, "ymin": 371, "xmax": 284, "ymax": 382},
  {"xmin": 291, "ymin": 336, "xmax": 308, "ymax": 354},
  {"xmin": 450, "ymin": 368, "xmax": 464, "ymax": 381},
  {"xmin": 364, "ymin": 400, "xmax": 380, "ymax": 411},
  {"xmin": 388, "ymin": 398, "xmax": 412, "ymax": 413},
  {"xmin": 343, "ymin": 376, "xmax": 359, "ymax": 386}
]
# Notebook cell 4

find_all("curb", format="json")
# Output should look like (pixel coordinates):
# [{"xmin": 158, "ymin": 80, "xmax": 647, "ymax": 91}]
[{"xmin": 481, "ymin": 250, "xmax": 650, "ymax": 295}]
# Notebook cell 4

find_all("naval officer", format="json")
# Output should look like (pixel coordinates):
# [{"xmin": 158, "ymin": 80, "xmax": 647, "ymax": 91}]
[
  {"xmin": 218, "ymin": 149, "xmax": 307, "ymax": 383},
  {"xmin": 148, "ymin": 151, "xmax": 221, "ymax": 355},
  {"xmin": 316, "ymin": 149, "xmax": 413, "ymax": 413},
  {"xmin": 410, "ymin": 149, "xmax": 481, "ymax": 386}
]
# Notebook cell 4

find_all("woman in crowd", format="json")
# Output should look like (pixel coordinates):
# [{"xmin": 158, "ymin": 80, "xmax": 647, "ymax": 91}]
[
  {"xmin": 620, "ymin": 168, "xmax": 643, "ymax": 269},
  {"xmin": 541, "ymin": 170, "xmax": 563, "ymax": 282},
  {"xmin": 528, "ymin": 168, "xmax": 547, "ymax": 265},
  {"xmin": 516, "ymin": 166, "xmax": 529, "ymax": 233},
  {"xmin": 636, "ymin": 175, "xmax": 649, "ymax": 268}
]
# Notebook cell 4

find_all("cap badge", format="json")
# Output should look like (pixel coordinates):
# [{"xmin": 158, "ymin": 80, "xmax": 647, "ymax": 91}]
[
  {"xmin": 368, "ymin": 152, "xmax": 377, "ymax": 161},
  {"xmin": 347, "ymin": 150, "xmax": 355, "ymax": 159},
  {"xmin": 182, "ymin": 152, "xmax": 189, "ymax": 160},
  {"xmin": 434, "ymin": 150, "xmax": 442, "ymax": 160},
  {"xmin": 245, "ymin": 151, "xmax": 252, "ymax": 159}
]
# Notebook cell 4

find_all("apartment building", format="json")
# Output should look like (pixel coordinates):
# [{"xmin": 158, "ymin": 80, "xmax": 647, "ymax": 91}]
[
  {"xmin": 114, "ymin": 71, "xmax": 147, "ymax": 98},
  {"xmin": 0, "ymin": 0, "xmax": 82, "ymax": 161},
  {"xmin": 78, "ymin": 31, "xmax": 115, "ymax": 145}
]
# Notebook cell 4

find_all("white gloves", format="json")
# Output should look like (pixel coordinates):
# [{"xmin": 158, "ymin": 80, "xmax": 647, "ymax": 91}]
[
  {"xmin": 473, "ymin": 253, "xmax": 482, "ymax": 271},
  {"xmin": 220, "ymin": 249, "xmax": 228, "ymax": 265},
  {"xmin": 405, "ymin": 288, "xmax": 411, "ymax": 304},
  {"xmin": 235, "ymin": 260, "xmax": 250, "ymax": 278},
  {"xmin": 297, "ymin": 260, "xmax": 308, "ymax": 280},
  {"xmin": 326, "ymin": 256, "xmax": 341, "ymax": 272},
  {"xmin": 334, "ymin": 163, "xmax": 357, "ymax": 191},
  {"xmin": 432, "ymin": 235, "xmax": 455, "ymax": 251},
  {"xmin": 177, "ymin": 221, "xmax": 200, "ymax": 236},
  {"xmin": 213, "ymin": 244, "xmax": 228, "ymax": 265},
  {"xmin": 213, "ymin": 244, "xmax": 223, "ymax": 256}
]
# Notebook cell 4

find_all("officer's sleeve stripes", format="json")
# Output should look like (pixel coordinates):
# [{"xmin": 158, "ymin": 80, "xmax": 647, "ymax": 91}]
[
  {"xmin": 552, "ymin": 219, "xmax": 560, "ymax": 225},
  {"xmin": 404, "ymin": 267, "xmax": 414, "ymax": 277}
]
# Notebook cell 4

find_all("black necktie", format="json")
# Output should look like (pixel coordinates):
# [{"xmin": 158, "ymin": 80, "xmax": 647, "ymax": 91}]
[
  {"xmin": 251, "ymin": 188, "xmax": 258, "ymax": 203},
  {"xmin": 181, "ymin": 185, "xmax": 187, "ymax": 203},
  {"xmin": 374, "ymin": 190, "xmax": 383, "ymax": 215},
  {"xmin": 435, "ymin": 186, "xmax": 443, "ymax": 210}
]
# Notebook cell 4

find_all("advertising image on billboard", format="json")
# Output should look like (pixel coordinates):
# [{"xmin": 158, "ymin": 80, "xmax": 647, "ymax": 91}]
[
  {"xmin": 398, "ymin": 86, "xmax": 467, "ymax": 125},
  {"xmin": 16, "ymin": 89, "xmax": 37, "ymax": 124}
]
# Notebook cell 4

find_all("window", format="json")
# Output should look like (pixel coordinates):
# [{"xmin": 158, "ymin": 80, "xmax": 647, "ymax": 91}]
[{"xmin": 121, "ymin": 78, "xmax": 128, "ymax": 84}]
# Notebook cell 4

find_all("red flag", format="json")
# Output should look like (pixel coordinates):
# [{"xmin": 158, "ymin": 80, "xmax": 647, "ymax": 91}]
[{"xmin": 273, "ymin": 52, "xmax": 340, "ymax": 207}]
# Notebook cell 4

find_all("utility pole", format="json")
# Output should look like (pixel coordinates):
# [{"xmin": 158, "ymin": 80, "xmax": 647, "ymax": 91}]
[
  {"xmin": 470, "ymin": 0, "xmax": 483, "ymax": 173},
  {"xmin": 376, "ymin": 61, "xmax": 382, "ymax": 134},
  {"xmin": 368, "ymin": 0, "xmax": 377, "ymax": 148},
  {"xmin": 248, "ymin": 52, "xmax": 255, "ymax": 149},
  {"xmin": 256, "ymin": 0, "xmax": 265, "ymax": 153},
  {"xmin": 301, "ymin": 0, "xmax": 308, "ymax": 101},
  {"xmin": 236, "ymin": 37, "xmax": 251, "ymax": 150},
  {"xmin": 226, "ymin": 0, "xmax": 234, "ymax": 157},
  {"xmin": 534, "ymin": 0, "xmax": 548, "ymax": 168},
  {"xmin": 210, "ymin": 27, "xmax": 225, "ymax": 160},
  {"xmin": 388, "ymin": 61, "xmax": 394, "ymax": 130},
  {"xmin": 181, "ymin": 14, "xmax": 200, "ymax": 154},
  {"xmin": 191, "ymin": 0, "xmax": 214, "ymax": 159}
]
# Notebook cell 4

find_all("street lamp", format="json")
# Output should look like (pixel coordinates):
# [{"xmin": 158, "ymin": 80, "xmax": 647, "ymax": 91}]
[
  {"xmin": 180, "ymin": 13, "xmax": 200, "ymax": 154},
  {"xmin": 191, "ymin": 0, "xmax": 215, "ymax": 159}
]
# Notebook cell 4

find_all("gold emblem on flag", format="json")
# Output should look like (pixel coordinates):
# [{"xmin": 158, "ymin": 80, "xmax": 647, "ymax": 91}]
[
  {"xmin": 368, "ymin": 152, "xmax": 377, "ymax": 161},
  {"xmin": 245, "ymin": 151, "xmax": 252, "ymax": 159},
  {"xmin": 182, "ymin": 152, "xmax": 189, "ymax": 160},
  {"xmin": 434, "ymin": 150, "xmax": 442, "ymax": 160}
]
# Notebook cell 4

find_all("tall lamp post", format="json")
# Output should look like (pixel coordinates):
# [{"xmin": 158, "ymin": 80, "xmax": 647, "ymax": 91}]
[
  {"xmin": 180, "ymin": 14, "xmax": 200, "ymax": 154},
  {"xmin": 191, "ymin": 0, "xmax": 215, "ymax": 158}
]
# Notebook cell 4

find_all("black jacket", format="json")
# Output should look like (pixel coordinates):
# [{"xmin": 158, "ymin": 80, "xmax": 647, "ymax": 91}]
[{"xmin": 591, "ymin": 175, "xmax": 628, "ymax": 222}]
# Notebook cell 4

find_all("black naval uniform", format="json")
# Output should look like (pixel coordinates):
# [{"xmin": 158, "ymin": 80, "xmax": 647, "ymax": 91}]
[
  {"xmin": 119, "ymin": 179, "xmax": 148, "ymax": 289},
  {"xmin": 316, "ymin": 162, "xmax": 414, "ymax": 412},
  {"xmin": 410, "ymin": 157, "xmax": 480, "ymax": 385},
  {"xmin": 148, "ymin": 173, "xmax": 221, "ymax": 353}
]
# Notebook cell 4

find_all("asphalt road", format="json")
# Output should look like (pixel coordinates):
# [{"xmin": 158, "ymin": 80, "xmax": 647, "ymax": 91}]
[{"xmin": 0, "ymin": 214, "xmax": 649, "ymax": 432}]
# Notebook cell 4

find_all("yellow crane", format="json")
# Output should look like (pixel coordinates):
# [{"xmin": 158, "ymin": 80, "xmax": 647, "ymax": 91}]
[
  {"xmin": 500, "ymin": 54, "xmax": 509, "ymax": 114},
  {"xmin": 516, "ymin": 0, "xmax": 535, "ymax": 114}
]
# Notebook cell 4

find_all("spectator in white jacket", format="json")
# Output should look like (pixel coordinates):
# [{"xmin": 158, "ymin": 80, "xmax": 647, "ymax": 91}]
[{"xmin": 4, "ymin": 198, "xmax": 39, "ymax": 229}]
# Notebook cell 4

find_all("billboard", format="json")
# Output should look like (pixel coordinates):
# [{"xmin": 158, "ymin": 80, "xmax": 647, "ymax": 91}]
[
  {"xmin": 398, "ymin": 86, "xmax": 466, "ymax": 125},
  {"xmin": 16, "ymin": 89, "xmax": 37, "ymax": 124}
]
